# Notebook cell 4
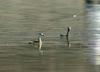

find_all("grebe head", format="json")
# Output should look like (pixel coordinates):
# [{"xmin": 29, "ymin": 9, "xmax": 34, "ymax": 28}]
[{"xmin": 38, "ymin": 33, "xmax": 44, "ymax": 36}]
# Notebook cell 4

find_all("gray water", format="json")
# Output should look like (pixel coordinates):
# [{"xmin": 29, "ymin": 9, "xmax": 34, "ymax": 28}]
[{"xmin": 0, "ymin": 0, "xmax": 100, "ymax": 72}]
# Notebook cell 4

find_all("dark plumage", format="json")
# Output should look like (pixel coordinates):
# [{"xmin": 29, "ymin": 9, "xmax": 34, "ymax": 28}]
[
  {"xmin": 60, "ymin": 27, "xmax": 71, "ymax": 38},
  {"xmin": 60, "ymin": 27, "xmax": 71, "ymax": 47}
]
